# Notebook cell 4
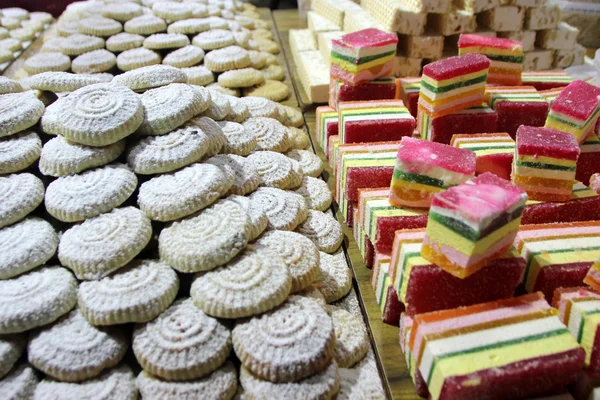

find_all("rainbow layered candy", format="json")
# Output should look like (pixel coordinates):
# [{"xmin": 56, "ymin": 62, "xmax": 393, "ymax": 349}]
[
  {"xmin": 458, "ymin": 34, "xmax": 523, "ymax": 86},
  {"xmin": 400, "ymin": 314, "xmax": 429, "ymax": 398},
  {"xmin": 328, "ymin": 77, "xmax": 397, "ymax": 110},
  {"xmin": 398, "ymin": 77, "xmax": 421, "ymax": 117},
  {"xmin": 512, "ymin": 126, "xmax": 580, "ymax": 203},
  {"xmin": 545, "ymin": 80, "xmax": 600, "ymax": 143},
  {"xmin": 417, "ymin": 53, "xmax": 490, "ymax": 119},
  {"xmin": 422, "ymin": 172, "xmax": 528, "ymax": 279},
  {"xmin": 408, "ymin": 293, "xmax": 585, "ymax": 400},
  {"xmin": 330, "ymin": 28, "xmax": 398, "ymax": 86},
  {"xmin": 450, "ymin": 132, "xmax": 514, "ymax": 180},
  {"xmin": 389, "ymin": 137, "xmax": 476, "ymax": 208},
  {"xmin": 418, "ymin": 103, "xmax": 498, "ymax": 144},
  {"xmin": 521, "ymin": 70, "xmax": 573, "ymax": 90},
  {"xmin": 577, "ymin": 133, "xmax": 600, "ymax": 186},
  {"xmin": 316, "ymin": 106, "xmax": 338, "ymax": 154}
]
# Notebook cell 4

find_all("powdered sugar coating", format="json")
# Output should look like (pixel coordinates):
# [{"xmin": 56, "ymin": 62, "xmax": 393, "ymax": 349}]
[
  {"xmin": 239, "ymin": 97, "xmax": 279, "ymax": 119},
  {"xmin": 228, "ymin": 194, "xmax": 268, "ymax": 241},
  {"xmin": 0, "ymin": 173, "xmax": 44, "ymax": 228},
  {"xmin": 152, "ymin": 1, "xmax": 194, "ymax": 20},
  {"xmin": 139, "ymin": 162, "xmax": 232, "ymax": 221},
  {"xmin": 58, "ymin": 207, "xmax": 152, "ymax": 281},
  {"xmin": 206, "ymin": 154, "xmax": 259, "ymax": 195},
  {"xmin": 0, "ymin": 77, "xmax": 23, "ymax": 94},
  {"xmin": 240, "ymin": 362, "xmax": 340, "ymax": 399},
  {"xmin": 189, "ymin": 116, "xmax": 226, "ymax": 157},
  {"xmin": 24, "ymin": 72, "xmax": 105, "ymax": 92},
  {"xmin": 328, "ymin": 306, "xmax": 369, "ymax": 368},
  {"xmin": 159, "ymin": 198, "xmax": 251, "ymax": 272},
  {"xmin": 113, "ymin": 65, "xmax": 186, "ymax": 91},
  {"xmin": 102, "ymin": 2, "xmax": 143, "ymax": 22},
  {"xmin": 294, "ymin": 176, "xmax": 332, "ymax": 211},
  {"xmin": 163, "ymin": 45, "xmax": 205, "ymax": 68},
  {"xmin": 296, "ymin": 210, "xmax": 343, "ymax": 253},
  {"xmin": 337, "ymin": 352, "xmax": 386, "ymax": 399},
  {"xmin": 181, "ymin": 65, "xmax": 215, "ymax": 86},
  {"xmin": 191, "ymin": 245, "xmax": 291, "ymax": 318},
  {"xmin": 249, "ymin": 187, "xmax": 308, "ymax": 231},
  {"xmin": 315, "ymin": 250, "xmax": 352, "ymax": 303},
  {"xmin": 297, "ymin": 285, "xmax": 327, "ymax": 309},
  {"xmin": 216, "ymin": 121, "xmax": 256, "ymax": 155},
  {"xmin": 192, "ymin": 29, "xmax": 234, "ymax": 50},
  {"xmin": 59, "ymin": 34, "xmax": 105, "ymax": 56},
  {"xmin": 206, "ymin": 82, "xmax": 240, "ymax": 97},
  {"xmin": 286, "ymin": 149, "xmax": 323, "ymax": 178},
  {"xmin": 24, "ymin": 52, "xmax": 71, "ymax": 74},
  {"xmin": 138, "ymin": 83, "xmax": 207, "ymax": 136},
  {"xmin": 204, "ymin": 45, "xmax": 250, "ymax": 72},
  {"xmin": 78, "ymin": 16, "xmax": 123, "ymax": 37},
  {"xmin": 0, "ymin": 92, "xmax": 45, "ymax": 137},
  {"xmin": 286, "ymin": 158, "xmax": 304, "ymax": 190},
  {"xmin": 39, "ymin": 135, "xmax": 126, "ymax": 177},
  {"xmin": 232, "ymin": 295, "xmax": 336, "ymax": 382},
  {"xmin": 136, "ymin": 361, "xmax": 238, "ymax": 400},
  {"xmin": 27, "ymin": 309, "xmax": 128, "ymax": 382},
  {"xmin": 78, "ymin": 260, "xmax": 179, "ymax": 325},
  {"xmin": 106, "ymin": 32, "xmax": 145, "ymax": 52},
  {"xmin": 167, "ymin": 18, "xmax": 210, "ymax": 35},
  {"xmin": 33, "ymin": 365, "xmax": 137, "ymax": 400},
  {"xmin": 127, "ymin": 125, "xmax": 209, "ymax": 174},
  {"xmin": 41, "ymin": 83, "xmax": 143, "ymax": 146},
  {"xmin": 124, "ymin": 14, "xmax": 166, "ymax": 35},
  {"xmin": 117, "ymin": 48, "xmax": 162, "ymax": 71},
  {"xmin": 0, "ymin": 266, "xmax": 77, "ymax": 334},
  {"xmin": 223, "ymin": 95, "xmax": 249, "ymax": 123},
  {"xmin": 0, "ymin": 364, "xmax": 38, "ymax": 399},
  {"xmin": 133, "ymin": 298, "xmax": 231, "ymax": 380},
  {"xmin": 0, "ymin": 130, "xmax": 41, "ymax": 174},
  {"xmin": 247, "ymin": 151, "xmax": 296, "ymax": 189},
  {"xmin": 255, "ymin": 230, "xmax": 320, "ymax": 293},
  {"xmin": 72, "ymin": 49, "xmax": 117, "ymax": 74},
  {"xmin": 242, "ymin": 117, "xmax": 289, "ymax": 153},
  {"xmin": 45, "ymin": 164, "xmax": 137, "ymax": 222},
  {"xmin": 282, "ymin": 105, "xmax": 304, "ymax": 128},
  {"xmin": 200, "ymin": 90, "xmax": 231, "ymax": 121},
  {"xmin": 0, "ymin": 335, "xmax": 25, "ymax": 378},
  {"xmin": 144, "ymin": 33, "xmax": 190, "ymax": 50},
  {"xmin": 0, "ymin": 218, "xmax": 58, "ymax": 280}
]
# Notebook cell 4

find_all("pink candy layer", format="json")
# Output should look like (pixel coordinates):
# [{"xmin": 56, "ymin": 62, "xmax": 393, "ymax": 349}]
[
  {"xmin": 458, "ymin": 33, "xmax": 522, "ymax": 51},
  {"xmin": 551, "ymin": 80, "xmax": 600, "ymax": 121},
  {"xmin": 422, "ymin": 53, "xmax": 490, "ymax": 82},
  {"xmin": 517, "ymin": 125, "xmax": 580, "ymax": 161},
  {"xmin": 332, "ymin": 28, "xmax": 399, "ymax": 50},
  {"xmin": 397, "ymin": 137, "xmax": 476, "ymax": 175},
  {"xmin": 330, "ymin": 61, "xmax": 394, "ymax": 86}
]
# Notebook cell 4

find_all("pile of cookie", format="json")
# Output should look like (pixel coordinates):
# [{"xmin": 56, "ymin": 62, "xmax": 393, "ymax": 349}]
[{"xmin": 0, "ymin": 8, "xmax": 53, "ymax": 73}]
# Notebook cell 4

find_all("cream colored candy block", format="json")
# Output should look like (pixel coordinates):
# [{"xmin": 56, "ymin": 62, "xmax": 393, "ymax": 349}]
[
  {"xmin": 428, "ymin": 9, "xmax": 476, "ymax": 36},
  {"xmin": 477, "ymin": 6, "xmax": 524, "ymax": 31},
  {"xmin": 536, "ymin": 22, "xmax": 578, "ymax": 50},
  {"xmin": 554, "ymin": 44, "xmax": 585, "ymax": 68},
  {"xmin": 500, "ymin": 0, "xmax": 544, "ymax": 6},
  {"xmin": 453, "ymin": 0, "xmax": 499, "ymax": 14},
  {"xmin": 363, "ymin": 0, "xmax": 426, "ymax": 35},
  {"xmin": 403, "ymin": 0, "xmax": 450, "ymax": 14},
  {"xmin": 307, "ymin": 11, "xmax": 341, "ymax": 41},
  {"xmin": 289, "ymin": 29, "xmax": 317, "ymax": 64},
  {"xmin": 400, "ymin": 34, "xmax": 444, "ymax": 59},
  {"xmin": 343, "ymin": 10, "xmax": 386, "ymax": 32},
  {"xmin": 525, "ymin": 5, "xmax": 559, "ymax": 30},
  {"xmin": 498, "ymin": 31, "xmax": 536, "ymax": 51},
  {"xmin": 524, "ymin": 49, "xmax": 554, "ymax": 71},
  {"xmin": 312, "ymin": 0, "xmax": 363, "ymax": 27},
  {"xmin": 393, "ymin": 55, "xmax": 422, "ymax": 77},
  {"xmin": 446, "ymin": 28, "xmax": 496, "ymax": 48},
  {"xmin": 297, "ymin": 50, "xmax": 329, "ymax": 103},
  {"xmin": 318, "ymin": 31, "xmax": 343, "ymax": 65}
]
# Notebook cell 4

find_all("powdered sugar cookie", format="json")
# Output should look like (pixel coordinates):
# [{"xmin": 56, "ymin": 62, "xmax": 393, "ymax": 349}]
[
  {"xmin": 228, "ymin": 194, "xmax": 268, "ymax": 241},
  {"xmin": 0, "ymin": 48, "xmax": 13, "ymax": 65},
  {"xmin": 24, "ymin": 52, "xmax": 70, "ymax": 75},
  {"xmin": 296, "ymin": 210, "xmax": 343, "ymax": 253},
  {"xmin": 3, "ymin": 7, "xmax": 29, "ymax": 20},
  {"xmin": 206, "ymin": 154, "xmax": 259, "ymax": 195},
  {"xmin": 189, "ymin": 116, "xmax": 225, "ymax": 157},
  {"xmin": 243, "ymin": 80, "xmax": 289, "ymax": 102},
  {"xmin": 216, "ymin": 121, "xmax": 256, "ymax": 155},
  {"xmin": 255, "ymin": 230, "xmax": 320, "ymax": 293},
  {"xmin": 133, "ymin": 298, "xmax": 231, "ymax": 380},
  {"xmin": 223, "ymin": 95, "xmax": 249, "ymax": 123},
  {"xmin": 295, "ymin": 176, "xmax": 332, "ymax": 212},
  {"xmin": 327, "ymin": 306, "xmax": 369, "ymax": 368},
  {"xmin": 106, "ymin": 32, "xmax": 144, "ymax": 52},
  {"xmin": 233, "ymin": 30, "xmax": 250, "ymax": 48},
  {"xmin": 251, "ymin": 38, "xmax": 280, "ymax": 54},
  {"xmin": 137, "ymin": 361, "xmax": 238, "ymax": 400},
  {"xmin": 260, "ymin": 64, "xmax": 285, "ymax": 82},
  {"xmin": 247, "ymin": 151, "xmax": 297, "ymax": 189},
  {"xmin": 138, "ymin": 83, "xmax": 207, "ymax": 136},
  {"xmin": 0, "ymin": 130, "xmax": 41, "ymax": 174},
  {"xmin": 233, "ymin": 295, "xmax": 336, "ymax": 382},
  {"xmin": 238, "ymin": 96, "xmax": 279, "ymax": 119},
  {"xmin": 0, "ymin": 92, "xmax": 45, "ymax": 137},
  {"xmin": 0, "ymin": 173, "xmax": 44, "ymax": 229},
  {"xmin": 78, "ymin": 16, "xmax": 123, "ymax": 37},
  {"xmin": 296, "ymin": 285, "xmax": 327, "ymax": 309},
  {"xmin": 127, "ymin": 125, "xmax": 209, "ymax": 174},
  {"xmin": 102, "ymin": 2, "xmax": 143, "ymax": 22},
  {"xmin": 34, "ymin": 365, "xmax": 137, "ymax": 400},
  {"xmin": 287, "ymin": 158, "xmax": 304, "ymax": 190},
  {"xmin": 242, "ymin": 117, "xmax": 289, "ymax": 153},
  {"xmin": 29, "ymin": 11, "xmax": 53, "ymax": 24},
  {"xmin": 191, "ymin": 245, "xmax": 291, "ymax": 318},
  {"xmin": 159, "ymin": 198, "xmax": 251, "ymax": 272},
  {"xmin": 45, "ymin": 164, "xmax": 137, "ymax": 222},
  {"xmin": 117, "ymin": 47, "xmax": 162, "ymax": 71},
  {"xmin": 251, "ymin": 29, "xmax": 273, "ymax": 41},
  {"xmin": 144, "ymin": 33, "xmax": 189, "ymax": 50},
  {"xmin": 190, "ymin": 3, "xmax": 209, "ymax": 17},
  {"xmin": 281, "ymin": 105, "xmax": 303, "ymax": 128},
  {"xmin": 39, "ymin": 135, "xmax": 126, "ymax": 177},
  {"xmin": 0, "ymin": 77, "xmax": 23, "ymax": 94},
  {"xmin": 0, "ymin": 336, "xmax": 25, "ymax": 379},
  {"xmin": 0, "ymin": 266, "xmax": 77, "ymax": 334},
  {"xmin": 28, "ymin": 309, "xmax": 128, "ymax": 382},
  {"xmin": 206, "ymin": 82, "xmax": 240, "ymax": 98},
  {"xmin": 78, "ymin": 259, "xmax": 179, "ymax": 325},
  {"xmin": 24, "ymin": 72, "xmax": 105, "ymax": 92},
  {"xmin": 58, "ymin": 207, "xmax": 152, "ymax": 280},
  {"xmin": 0, "ymin": 364, "xmax": 38, "ymax": 399},
  {"xmin": 247, "ymin": 50, "xmax": 267, "ymax": 69},
  {"xmin": 168, "ymin": 18, "xmax": 209, "ymax": 35},
  {"xmin": 152, "ymin": 1, "xmax": 194, "ymax": 21},
  {"xmin": 286, "ymin": 127, "xmax": 309, "ymax": 150},
  {"xmin": 0, "ymin": 218, "xmax": 58, "ymax": 280},
  {"xmin": 138, "ymin": 162, "xmax": 232, "ymax": 221},
  {"xmin": 204, "ymin": 45, "xmax": 250, "ymax": 72},
  {"xmin": 337, "ymin": 353, "xmax": 385, "ymax": 399},
  {"xmin": 181, "ymin": 65, "xmax": 214, "ymax": 86},
  {"xmin": 315, "ymin": 250, "xmax": 352, "ymax": 303},
  {"xmin": 41, "ymin": 83, "xmax": 143, "ymax": 146},
  {"xmin": 192, "ymin": 29, "xmax": 234, "ymax": 50},
  {"xmin": 203, "ymin": 16, "xmax": 229, "ymax": 29},
  {"xmin": 72, "ymin": 49, "xmax": 117, "ymax": 74},
  {"xmin": 199, "ymin": 90, "xmax": 231, "ymax": 121},
  {"xmin": 124, "ymin": 14, "xmax": 166, "ymax": 35},
  {"xmin": 59, "ymin": 33, "xmax": 105, "ymax": 56},
  {"xmin": 163, "ymin": 45, "xmax": 204, "ymax": 68},
  {"xmin": 249, "ymin": 187, "xmax": 308, "ymax": 231},
  {"xmin": 218, "ymin": 68, "xmax": 264, "ymax": 88},
  {"xmin": 286, "ymin": 149, "xmax": 323, "ymax": 178},
  {"xmin": 240, "ymin": 362, "xmax": 340, "ymax": 400},
  {"xmin": 112, "ymin": 64, "xmax": 186, "ymax": 91}
]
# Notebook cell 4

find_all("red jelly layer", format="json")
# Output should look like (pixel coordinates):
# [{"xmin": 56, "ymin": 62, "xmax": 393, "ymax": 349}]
[
  {"xmin": 531, "ymin": 262, "xmax": 594, "ymax": 301},
  {"xmin": 406, "ymin": 92, "xmax": 419, "ymax": 118},
  {"xmin": 344, "ymin": 119, "xmax": 415, "ymax": 144},
  {"xmin": 551, "ymin": 80, "xmax": 600, "ymax": 121},
  {"xmin": 336, "ymin": 81, "xmax": 397, "ymax": 105},
  {"xmin": 496, "ymin": 101, "xmax": 549, "ymax": 139},
  {"xmin": 333, "ymin": 28, "xmax": 398, "ymax": 50},
  {"xmin": 521, "ymin": 196, "xmax": 600, "ymax": 224},
  {"xmin": 429, "ymin": 109, "xmax": 499, "ymax": 144},
  {"xmin": 383, "ymin": 286, "xmax": 404, "ymax": 326},
  {"xmin": 577, "ymin": 151, "xmax": 600, "ymax": 186},
  {"xmin": 345, "ymin": 200, "xmax": 356, "ymax": 227},
  {"xmin": 346, "ymin": 166, "xmax": 395, "ymax": 202},
  {"xmin": 404, "ymin": 257, "xmax": 525, "ymax": 316},
  {"xmin": 458, "ymin": 33, "xmax": 521, "ymax": 50},
  {"xmin": 422, "ymin": 53, "xmax": 490, "ymax": 81},
  {"xmin": 476, "ymin": 152, "xmax": 513, "ymax": 180},
  {"xmin": 365, "ymin": 237, "xmax": 375, "ymax": 268},
  {"xmin": 516, "ymin": 125, "xmax": 580, "ymax": 160},
  {"xmin": 589, "ymin": 328, "xmax": 600, "ymax": 379},
  {"xmin": 438, "ymin": 348, "xmax": 585, "ymax": 400},
  {"xmin": 414, "ymin": 369, "xmax": 429, "ymax": 398},
  {"xmin": 374, "ymin": 214, "xmax": 428, "ymax": 254}
]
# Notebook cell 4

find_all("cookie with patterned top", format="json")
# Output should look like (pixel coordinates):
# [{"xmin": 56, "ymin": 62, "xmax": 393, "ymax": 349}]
[
  {"xmin": 247, "ymin": 151, "xmax": 298, "ymax": 189},
  {"xmin": 286, "ymin": 149, "xmax": 323, "ymax": 178},
  {"xmin": 181, "ymin": 65, "xmax": 214, "ymax": 86},
  {"xmin": 0, "ymin": 130, "xmax": 41, "ymax": 174},
  {"xmin": 223, "ymin": 95, "xmax": 249, "ymax": 123},
  {"xmin": 0, "ymin": 173, "xmax": 44, "ymax": 229},
  {"xmin": 204, "ymin": 45, "xmax": 250, "ymax": 72},
  {"xmin": 78, "ymin": 16, "xmax": 123, "ymax": 37},
  {"xmin": 188, "ymin": 116, "xmax": 225, "ymax": 158},
  {"xmin": 218, "ymin": 68, "xmax": 264, "ymax": 88},
  {"xmin": 112, "ymin": 64, "xmax": 186, "ymax": 91},
  {"xmin": 144, "ymin": 33, "xmax": 190, "ymax": 50},
  {"xmin": 117, "ymin": 47, "xmax": 162, "ymax": 71},
  {"xmin": 163, "ymin": 45, "xmax": 205, "ymax": 68},
  {"xmin": 0, "ymin": 77, "xmax": 23, "ymax": 94},
  {"xmin": 243, "ymin": 80, "xmax": 289, "ymax": 102},
  {"xmin": 238, "ymin": 96, "xmax": 279, "ymax": 119},
  {"xmin": 216, "ymin": 121, "xmax": 256, "ymax": 155},
  {"xmin": 228, "ymin": 194, "xmax": 268, "ymax": 241},
  {"xmin": 167, "ymin": 18, "xmax": 209, "ymax": 35},
  {"xmin": 71, "ymin": 49, "xmax": 117, "ymax": 74},
  {"xmin": 24, "ymin": 52, "xmax": 71, "ymax": 75},
  {"xmin": 296, "ymin": 210, "xmax": 343, "ymax": 253},
  {"xmin": 260, "ymin": 64, "xmax": 285, "ymax": 82},
  {"xmin": 152, "ymin": 1, "xmax": 194, "ymax": 21},
  {"xmin": 124, "ymin": 14, "xmax": 166, "ymax": 35},
  {"xmin": 242, "ymin": 117, "xmax": 289, "ymax": 153},
  {"xmin": 205, "ymin": 154, "xmax": 259, "ymax": 195},
  {"xmin": 59, "ymin": 34, "xmax": 105, "ymax": 56},
  {"xmin": 295, "ymin": 176, "xmax": 332, "ymax": 212},
  {"xmin": 102, "ymin": 2, "xmax": 143, "ymax": 22},
  {"xmin": 315, "ymin": 250, "xmax": 352, "ymax": 303},
  {"xmin": 0, "ymin": 335, "xmax": 25, "ymax": 379},
  {"xmin": 328, "ymin": 306, "xmax": 369, "ymax": 368},
  {"xmin": 249, "ymin": 187, "xmax": 308, "ymax": 231},
  {"xmin": 24, "ymin": 72, "xmax": 106, "ymax": 92},
  {"xmin": 0, "ymin": 92, "xmax": 45, "ymax": 137},
  {"xmin": 286, "ymin": 127, "xmax": 310, "ymax": 150},
  {"xmin": 199, "ymin": 90, "xmax": 231, "ymax": 121},
  {"xmin": 0, "ymin": 364, "xmax": 38, "ymax": 399},
  {"xmin": 106, "ymin": 32, "xmax": 144, "ymax": 52},
  {"xmin": 192, "ymin": 29, "xmax": 234, "ymax": 50}
]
